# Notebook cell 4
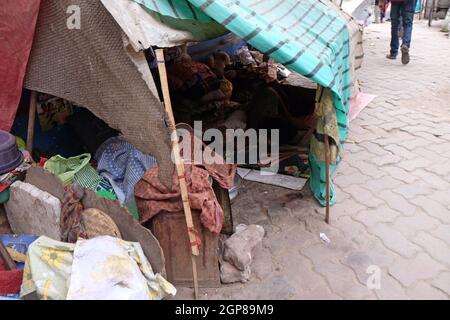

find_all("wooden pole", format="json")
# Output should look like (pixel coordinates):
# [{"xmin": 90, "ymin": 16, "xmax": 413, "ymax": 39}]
[
  {"xmin": 0, "ymin": 240, "xmax": 16, "ymax": 270},
  {"xmin": 324, "ymin": 134, "xmax": 331, "ymax": 224},
  {"xmin": 155, "ymin": 49, "xmax": 199, "ymax": 299},
  {"xmin": 26, "ymin": 91, "xmax": 37, "ymax": 152}
]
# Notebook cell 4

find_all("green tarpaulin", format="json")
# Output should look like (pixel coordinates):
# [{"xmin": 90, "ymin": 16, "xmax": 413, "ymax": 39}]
[{"xmin": 134, "ymin": 0, "xmax": 353, "ymax": 206}]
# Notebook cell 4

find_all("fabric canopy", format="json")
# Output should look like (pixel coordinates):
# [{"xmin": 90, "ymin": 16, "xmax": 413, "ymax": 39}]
[
  {"xmin": 133, "ymin": 0, "xmax": 356, "ymax": 205},
  {"xmin": 0, "ymin": 0, "xmax": 41, "ymax": 131}
]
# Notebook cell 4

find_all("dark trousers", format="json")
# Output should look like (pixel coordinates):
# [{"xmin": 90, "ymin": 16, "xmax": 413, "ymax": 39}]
[{"xmin": 390, "ymin": 0, "xmax": 416, "ymax": 55}]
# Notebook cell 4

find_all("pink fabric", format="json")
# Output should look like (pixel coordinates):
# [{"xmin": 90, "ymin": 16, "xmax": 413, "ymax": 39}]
[
  {"xmin": 135, "ymin": 163, "xmax": 235, "ymax": 234},
  {"xmin": 348, "ymin": 92, "xmax": 377, "ymax": 122},
  {"xmin": 0, "ymin": 0, "xmax": 41, "ymax": 131}
]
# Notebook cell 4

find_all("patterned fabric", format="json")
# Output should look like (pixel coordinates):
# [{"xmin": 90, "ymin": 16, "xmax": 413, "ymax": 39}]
[
  {"xmin": 44, "ymin": 153, "xmax": 91, "ymax": 186},
  {"xmin": 20, "ymin": 236, "xmax": 176, "ymax": 300},
  {"xmin": 60, "ymin": 184, "xmax": 86, "ymax": 243},
  {"xmin": 73, "ymin": 164, "xmax": 103, "ymax": 191},
  {"xmin": 95, "ymin": 136, "xmax": 157, "ymax": 204}
]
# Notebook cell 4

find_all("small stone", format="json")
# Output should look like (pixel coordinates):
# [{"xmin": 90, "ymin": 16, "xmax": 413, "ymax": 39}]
[
  {"xmin": 220, "ymin": 261, "xmax": 251, "ymax": 284},
  {"xmin": 5, "ymin": 181, "xmax": 62, "ymax": 240},
  {"xmin": 223, "ymin": 224, "xmax": 265, "ymax": 271}
]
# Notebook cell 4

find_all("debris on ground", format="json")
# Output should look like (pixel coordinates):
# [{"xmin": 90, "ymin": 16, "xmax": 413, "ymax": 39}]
[{"xmin": 220, "ymin": 224, "xmax": 265, "ymax": 283}]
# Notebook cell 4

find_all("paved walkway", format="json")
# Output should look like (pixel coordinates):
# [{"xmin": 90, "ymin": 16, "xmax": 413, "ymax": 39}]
[{"xmin": 180, "ymin": 19, "xmax": 450, "ymax": 300}]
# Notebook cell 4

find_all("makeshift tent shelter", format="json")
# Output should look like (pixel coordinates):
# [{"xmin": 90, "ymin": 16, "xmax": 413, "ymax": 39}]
[{"xmin": 4, "ymin": 0, "xmax": 363, "ymax": 207}]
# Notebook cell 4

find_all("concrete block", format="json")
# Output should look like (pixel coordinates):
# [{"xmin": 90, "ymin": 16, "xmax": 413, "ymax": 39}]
[{"xmin": 4, "ymin": 181, "xmax": 62, "ymax": 240}]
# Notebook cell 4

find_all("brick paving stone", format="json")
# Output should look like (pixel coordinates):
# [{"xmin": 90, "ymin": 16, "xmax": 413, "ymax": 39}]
[
  {"xmin": 392, "ymin": 180, "xmax": 434, "ymax": 199},
  {"xmin": 428, "ymin": 190, "xmax": 450, "ymax": 207},
  {"xmin": 393, "ymin": 212, "xmax": 440, "ymax": 238},
  {"xmin": 343, "ymin": 185, "xmax": 385, "ymax": 208},
  {"xmin": 368, "ymin": 223, "xmax": 420, "ymax": 258},
  {"xmin": 411, "ymin": 169, "xmax": 450, "ymax": 190},
  {"xmin": 395, "ymin": 157, "xmax": 432, "ymax": 172},
  {"xmin": 383, "ymin": 144, "xmax": 417, "ymax": 160},
  {"xmin": 432, "ymin": 224, "xmax": 450, "ymax": 246},
  {"xmin": 377, "ymin": 190, "xmax": 419, "ymax": 216},
  {"xmin": 359, "ymin": 176, "xmax": 404, "ymax": 193},
  {"xmin": 379, "ymin": 166, "xmax": 418, "ymax": 184},
  {"xmin": 431, "ymin": 272, "xmax": 450, "ymax": 296},
  {"xmin": 375, "ymin": 274, "xmax": 410, "ymax": 300},
  {"xmin": 406, "ymin": 281, "xmax": 449, "ymax": 300},
  {"xmin": 348, "ymin": 160, "xmax": 387, "ymax": 179},
  {"xmin": 410, "ymin": 196, "xmax": 450, "ymax": 224},
  {"xmin": 354, "ymin": 205, "xmax": 401, "ymax": 228},
  {"xmin": 411, "ymin": 231, "xmax": 450, "ymax": 266},
  {"xmin": 388, "ymin": 253, "xmax": 447, "ymax": 287},
  {"xmin": 312, "ymin": 260, "xmax": 376, "ymax": 299}
]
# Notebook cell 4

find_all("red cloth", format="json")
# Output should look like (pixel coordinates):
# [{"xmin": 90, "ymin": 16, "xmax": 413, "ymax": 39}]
[
  {"xmin": 0, "ymin": 260, "xmax": 23, "ymax": 295},
  {"xmin": 0, "ymin": 0, "xmax": 41, "ymax": 131},
  {"xmin": 135, "ymin": 163, "xmax": 235, "ymax": 234}
]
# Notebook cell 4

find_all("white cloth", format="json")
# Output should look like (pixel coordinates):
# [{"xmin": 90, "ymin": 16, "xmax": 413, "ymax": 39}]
[{"xmin": 66, "ymin": 236, "xmax": 176, "ymax": 300}]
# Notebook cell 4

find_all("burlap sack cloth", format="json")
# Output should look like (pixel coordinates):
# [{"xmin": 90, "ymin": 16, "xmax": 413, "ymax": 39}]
[{"xmin": 24, "ymin": 0, "xmax": 174, "ymax": 186}]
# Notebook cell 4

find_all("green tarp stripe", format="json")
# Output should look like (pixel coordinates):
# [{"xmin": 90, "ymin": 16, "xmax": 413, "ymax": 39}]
[
  {"xmin": 283, "ymin": 48, "xmax": 306, "ymax": 66},
  {"xmin": 200, "ymin": 0, "xmax": 215, "ymax": 11},
  {"xmin": 264, "ymin": 40, "xmax": 288, "ymax": 55},
  {"xmin": 287, "ymin": 1, "xmax": 320, "ymax": 30},
  {"xmin": 318, "ymin": 25, "xmax": 347, "ymax": 58},
  {"xmin": 242, "ymin": 27, "xmax": 263, "ymax": 41},
  {"xmin": 222, "ymin": 12, "xmax": 238, "ymax": 25},
  {"xmin": 259, "ymin": 0, "xmax": 286, "ymax": 16},
  {"xmin": 266, "ymin": 1, "xmax": 302, "ymax": 30}
]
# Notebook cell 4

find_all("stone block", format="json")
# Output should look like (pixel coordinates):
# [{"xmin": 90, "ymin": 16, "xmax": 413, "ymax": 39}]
[{"xmin": 4, "ymin": 181, "xmax": 62, "ymax": 240}]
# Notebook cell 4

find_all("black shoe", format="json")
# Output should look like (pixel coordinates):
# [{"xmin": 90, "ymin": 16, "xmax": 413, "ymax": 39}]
[
  {"xmin": 386, "ymin": 53, "xmax": 397, "ymax": 60},
  {"xmin": 401, "ymin": 45, "xmax": 410, "ymax": 65}
]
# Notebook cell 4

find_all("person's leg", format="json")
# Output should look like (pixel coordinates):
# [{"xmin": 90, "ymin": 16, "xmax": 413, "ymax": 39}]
[
  {"xmin": 389, "ymin": 2, "xmax": 401, "ymax": 58},
  {"xmin": 401, "ymin": 0, "xmax": 415, "ymax": 48},
  {"xmin": 400, "ymin": 0, "xmax": 415, "ymax": 64}
]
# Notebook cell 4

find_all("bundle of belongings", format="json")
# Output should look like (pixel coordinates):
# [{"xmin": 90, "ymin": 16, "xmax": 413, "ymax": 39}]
[{"xmin": 159, "ymin": 44, "xmax": 315, "ymax": 179}]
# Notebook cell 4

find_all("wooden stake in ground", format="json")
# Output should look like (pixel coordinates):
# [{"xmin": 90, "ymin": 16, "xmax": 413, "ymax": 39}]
[
  {"xmin": 26, "ymin": 91, "xmax": 37, "ymax": 152},
  {"xmin": 324, "ymin": 134, "xmax": 331, "ymax": 224},
  {"xmin": 155, "ymin": 49, "xmax": 200, "ymax": 299}
]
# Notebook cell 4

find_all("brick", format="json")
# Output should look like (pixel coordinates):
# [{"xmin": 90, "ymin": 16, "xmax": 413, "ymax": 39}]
[
  {"xmin": 407, "ymin": 281, "xmax": 449, "ymax": 300},
  {"xmin": 410, "ymin": 196, "xmax": 450, "ymax": 224},
  {"xmin": 395, "ymin": 157, "xmax": 432, "ymax": 172},
  {"xmin": 378, "ymin": 190, "xmax": 419, "ymax": 216},
  {"xmin": 360, "ymin": 176, "xmax": 404, "ymax": 193},
  {"xmin": 349, "ymin": 161, "xmax": 387, "ymax": 179},
  {"xmin": 412, "ymin": 169, "xmax": 450, "ymax": 190},
  {"xmin": 375, "ymin": 274, "xmax": 410, "ymax": 300},
  {"xmin": 368, "ymin": 223, "xmax": 420, "ymax": 258},
  {"xmin": 369, "ymin": 154, "xmax": 402, "ymax": 166},
  {"xmin": 354, "ymin": 205, "xmax": 401, "ymax": 228},
  {"xmin": 393, "ymin": 212, "xmax": 440, "ymax": 238},
  {"xmin": 380, "ymin": 166, "xmax": 418, "ymax": 184},
  {"xmin": 384, "ymin": 144, "xmax": 417, "ymax": 160},
  {"xmin": 344, "ymin": 185, "xmax": 384, "ymax": 208},
  {"xmin": 392, "ymin": 181, "xmax": 433, "ymax": 200},
  {"xmin": 431, "ymin": 272, "xmax": 450, "ymax": 296},
  {"xmin": 411, "ymin": 231, "xmax": 450, "ymax": 266},
  {"xmin": 432, "ymin": 224, "xmax": 450, "ymax": 246},
  {"xmin": 388, "ymin": 253, "xmax": 446, "ymax": 287}
]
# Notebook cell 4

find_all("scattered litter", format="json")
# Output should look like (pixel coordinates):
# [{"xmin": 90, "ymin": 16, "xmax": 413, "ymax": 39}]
[
  {"xmin": 319, "ymin": 232, "xmax": 331, "ymax": 244},
  {"xmin": 237, "ymin": 168, "xmax": 307, "ymax": 191}
]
